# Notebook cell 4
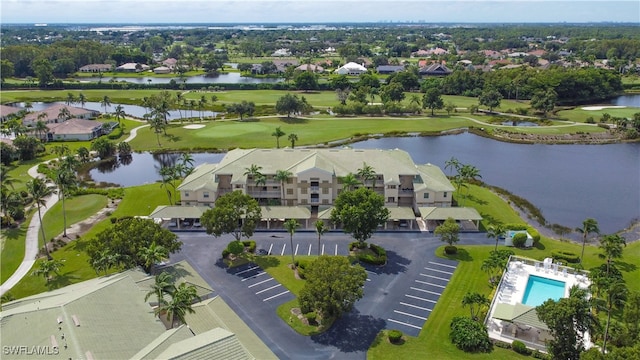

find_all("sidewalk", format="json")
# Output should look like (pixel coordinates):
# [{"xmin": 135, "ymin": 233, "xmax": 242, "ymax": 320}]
[{"xmin": 0, "ymin": 164, "xmax": 58, "ymax": 296}]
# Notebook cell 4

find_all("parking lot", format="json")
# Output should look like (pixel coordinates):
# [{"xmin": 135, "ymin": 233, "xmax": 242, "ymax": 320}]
[
  {"xmin": 384, "ymin": 259, "xmax": 458, "ymax": 336},
  {"xmin": 228, "ymin": 262, "xmax": 296, "ymax": 303}
]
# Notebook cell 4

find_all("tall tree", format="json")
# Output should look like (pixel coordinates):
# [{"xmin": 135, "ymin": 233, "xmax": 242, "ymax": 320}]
[
  {"xmin": 77, "ymin": 93, "xmax": 87, "ymax": 108},
  {"xmin": 486, "ymin": 223, "xmax": 506, "ymax": 251},
  {"xmin": 530, "ymin": 88, "xmax": 557, "ymax": 117},
  {"xmin": 339, "ymin": 172, "xmax": 360, "ymax": 191},
  {"xmin": 65, "ymin": 92, "xmax": 76, "ymax": 106},
  {"xmin": 51, "ymin": 156, "xmax": 78, "ymax": 237},
  {"xmin": 537, "ymin": 286, "xmax": 599, "ymax": 360},
  {"xmin": 576, "ymin": 218, "xmax": 599, "ymax": 263},
  {"xmin": 200, "ymin": 191, "xmax": 261, "ymax": 241},
  {"xmin": 435, "ymin": 217, "xmax": 460, "ymax": 249},
  {"xmin": 271, "ymin": 126, "xmax": 286, "ymax": 148},
  {"xmin": 315, "ymin": 220, "xmax": 328, "ymax": 256},
  {"xmin": 287, "ymin": 133, "xmax": 298, "ymax": 148},
  {"xmin": 597, "ymin": 281, "xmax": 628, "ymax": 354},
  {"xmin": 330, "ymin": 187, "xmax": 389, "ymax": 245},
  {"xmin": 422, "ymin": 88, "xmax": 444, "ymax": 116},
  {"xmin": 26, "ymin": 178, "xmax": 54, "ymax": 259},
  {"xmin": 356, "ymin": 162, "xmax": 377, "ymax": 189},
  {"xmin": 478, "ymin": 88, "xmax": 503, "ymax": 113},
  {"xmin": 461, "ymin": 292, "xmax": 490, "ymax": 321},
  {"xmin": 275, "ymin": 169, "xmax": 293, "ymax": 205},
  {"xmin": 161, "ymin": 282, "xmax": 200, "ymax": 328},
  {"xmin": 145, "ymin": 271, "xmax": 175, "ymax": 306},
  {"xmin": 298, "ymin": 256, "xmax": 367, "ymax": 319},
  {"xmin": 598, "ymin": 234, "xmax": 627, "ymax": 275},
  {"xmin": 284, "ymin": 219, "xmax": 300, "ymax": 269},
  {"xmin": 113, "ymin": 104, "xmax": 125, "ymax": 126},
  {"xmin": 31, "ymin": 258, "xmax": 64, "ymax": 284},
  {"xmin": 100, "ymin": 95, "xmax": 112, "ymax": 115},
  {"xmin": 137, "ymin": 242, "xmax": 168, "ymax": 273}
]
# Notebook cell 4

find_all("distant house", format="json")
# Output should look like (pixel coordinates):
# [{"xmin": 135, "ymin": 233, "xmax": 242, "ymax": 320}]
[
  {"xmin": 295, "ymin": 64, "xmax": 324, "ymax": 73},
  {"xmin": 115, "ymin": 63, "xmax": 150, "ymax": 72},
  {"xmin": 161, "ymin": 57, "xmax": 178, "ymax": 69},
  {"xmin": 273, "ymin": 59, "xmax": 299, "ymax": 73},
  {"xmin": 376, "ymin": 65, "xmax": 405, "ymax": 74},
  {"xmin": 153, "ymin": 66, "xmax": 172, "ymax": 74},
  {"xmin": 79, "ymin": 64, "xmax": 112, "ymax": 73},
  {"xmin": 23, "ymin": 104, "xmax": 98, "ymax": 126},
  {"xmin": 481, "ymin": 50, "xmax": 503, "ymax": 59},
  {"xmin": 419, "ymin": 63, "xmax": 452, "ymax": 76},
  {"xmin": 271, "ymin": 48, "xmax": 291, "ymax": 57},
  {"xmin": 47, "ymin": 119, "xmax": 104, "ymax": 141},
  {"xmin": 0, "ymin": 105, "xmax": 22, "ymax": 122},
  {"xmin": 334, "ymin": 62, "xmax": 367, "ymax": 75}
]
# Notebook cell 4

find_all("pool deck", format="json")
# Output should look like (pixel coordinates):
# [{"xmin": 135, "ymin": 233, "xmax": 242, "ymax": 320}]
[{"xmin": 486, "ymin": 256, "xmax": 591, "ymax": 351}]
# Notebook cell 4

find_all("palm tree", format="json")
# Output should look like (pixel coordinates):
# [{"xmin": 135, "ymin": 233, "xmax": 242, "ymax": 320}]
[
  {"xmin": 598, "ymin": 234, "xmax": 626, "ymax": 275},
  {"xmin": 271, "ymin": 126, "xmax": 286, "ymax": 148},
  {"xmin": 198, "ymin": 96, "xmax": 207, "ymax": 120},
  {"xmin": 444, "ymin": 156, "xmax": 460, "ymax": 177},
  {"xmin": 486, "ymin": 223, "xmax": 506, "ymax": 251},
  {"xmin": 254, "ymin": 173, "xmax": 267, "ymax": 204},
  {"xmin": 32, "ymin": 258, "xmax": 64, "ymax": 284},
  {"xmin": 91, "ymin": 249, "xmax": 119, "ymax": 275},
  {"xmin": 461, "ymin": 292, "xmax": 490, "ymax": 320},
  {"xmin": 159, "ymin": 166, "xmax": 177, "ymax": 204},
  {"xmin": 161, "ymin": 282, "xmax": 200, "ymax": 327},
  {"xmin": 576, "ymin": 218, "xmax": 599, "ymax": 263},
  {"xmin": 145, "ymin": 271, "xmax": 176, "ymax": 305},
  {"xmin": 137, "ymin": 242, "xmax": 168, "ymax": 273},
  {"xmin": 51, "ymin": 156, "xmax": 78, "ymax": 237},
  {"xmin": 26, "ymin": 177, "xmax": 54, "ymax": 259},
  {"xmin": 458, "ymin": 164, "xmax": 481, "ymax": 206},
  {"xmin": 284, "ymin": 219, "xmax": 300, "ymax": 269},
  {"xmin": 357, "ymin": 162, "xmax": 377, "ymax": 189},
  {"xmin": 244, "ymin": 164, "xmax": 263, "ymax": 196},
  {"xmin": 65, "ymin": 92, "xmax": 76, "ymax": 106},
  {"xmin": 600, "ymin": 281, "xmax": 627, "ymax": 354},
  {"xmin": 275, "ymin": 169, "xmax": 292, "ymax": 205},
  {"xmin": 339, "ymin": 172, "xmax": 360, "ymax": 191},
  {"xmin": 287, "ymin": 133, "xmax": 298, "ymax": 148},
  {"xmin": 148, "ymin": 115, "xmax": 166, "ymax": 147},
  {"xmin": 117, "ymin": 141, "xmax": 132, "ymax": 157},
  {"xmin": 315, "ymin": 220, "xmax": 328, "ymax": 256},
  {"xmin": 78, "ymin": 93, "xmax": 87, "ymax": 108},
  {"xmin": 76, "ymin": 146, "xmax": 90, "ymax": 163},
  {"xmin": 174, "ymin": 92, "xmax": 184, "ymax": 122},
  {"xmin": 114, "ymin": 104, "xmax": 125, "ymax": 126},
  {"xmin": 58, "ymin": 107, "xmax": 72, "ymax": 123},
  {"xmin": 34, "ymin": 119, "xmax": 49, "ymax": 142},
  {"xmin": 180, "ymin": 153, "xmax": 195, "ymax": 176},
  {"xmin": 100, "ymin": 95, "xmax": 112, "ymax": 115}
]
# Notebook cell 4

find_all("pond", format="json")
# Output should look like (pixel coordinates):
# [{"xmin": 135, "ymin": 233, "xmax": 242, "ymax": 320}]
[
  {"xmin": 73, "ymin": 72, "xmax": 283, "ymax": 84},
  {"xmin": 608, "ymin": 94, "xmax": 640, "ymax": 107},
  {"xmin": 87, "ymin": 133, "xmax": 639, "ymax": 234}
]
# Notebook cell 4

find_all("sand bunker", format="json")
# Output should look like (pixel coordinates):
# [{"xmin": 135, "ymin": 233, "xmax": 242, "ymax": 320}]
[
  {"xmin": 581, "ymin": 106, "xmax": 626, "ymax": 111},
  {"xmin": 183, "ymin": 124, "xmax": 205, "ymax": 129}
]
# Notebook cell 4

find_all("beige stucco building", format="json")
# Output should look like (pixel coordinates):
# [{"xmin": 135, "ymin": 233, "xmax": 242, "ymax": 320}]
[{"xmin": 178, "ymin": 148, "xmax": 454, "ymax": 213}]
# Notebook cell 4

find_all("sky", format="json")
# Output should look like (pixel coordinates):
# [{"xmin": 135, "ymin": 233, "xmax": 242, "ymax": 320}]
[{"xmin": 1, "ymin": 0, "xmax": 639, "ymax": 24}]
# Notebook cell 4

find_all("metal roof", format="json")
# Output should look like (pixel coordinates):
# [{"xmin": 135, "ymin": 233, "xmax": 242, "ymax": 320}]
[
  {"xmin": 149, "ymin": 205, "xmax": 210, "ymax": 219},
  {"xmin": 419, "ymin": 207, "xmax": 483, "ymax": 220},
  {"xmin": 260, "ymin": 206, "xmax": 311, "ymax": 220}
]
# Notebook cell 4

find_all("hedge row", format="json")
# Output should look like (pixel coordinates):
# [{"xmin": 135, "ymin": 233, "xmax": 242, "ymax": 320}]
[{"xmin": 552, "ymin": 251, "xmax": 580, "ymax": 264}]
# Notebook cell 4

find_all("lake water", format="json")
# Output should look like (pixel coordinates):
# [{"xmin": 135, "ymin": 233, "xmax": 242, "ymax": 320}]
[
  {"xmin": 74, "ymin": 72, "xmax": 283, "ymax": 84},
  {"xmin": 88, "ymin": 133, "xmax": 640, "ymax": 234},
  {"xmin": 17, "ymin": 102, "xmax": 219, "ymax": 120}
]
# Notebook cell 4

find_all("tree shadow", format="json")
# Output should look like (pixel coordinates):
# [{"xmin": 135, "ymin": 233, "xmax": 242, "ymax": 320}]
[
  {"xmin": 279, "ymin": 117, "xmax": 308, "ymax": 124},
  {"xmin": 615, "ymin": 260, "xmax": 638, "ymax": 273},
  {"xmin": 441, "ymin": 247, "xmax": 473, "ymax": 262},
  {"xmin": 235, "ymin": 118, "xmax": 260, "ymax": 123},
  {"xmin": 69, "ymin": 238, "xmax": 88, "ymax": 252},
  {"xmin": 164, "ymin": 134, "xmax": 182, "ymax": 142},
  {"xmin": 465, "ymin": 194, "xmax": 488, "ymax": 205},
  {"xmin": 48, "ymin": 270, "xmax": 79, "ymax": 290},
  {"xmin": 253, "ymin": 255, "xmax": 282, "ymax": 270},
  {"xmin": 362, "ymin": 250, "xmax": 410, "ymax": 275},
  {"xmin": 533, "ymin": 240, "xmax": 546, "ymax": 250},
  {"xmin": 311, "ymin": 309, "xmax": 386, "ymax": 353}
]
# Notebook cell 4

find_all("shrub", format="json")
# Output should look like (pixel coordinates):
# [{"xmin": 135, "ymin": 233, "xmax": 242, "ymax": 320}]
[
  {"xmin": 512, "ymin": 233, "xmax": 528, "ymax": 248},
  {"xmin": 444, "ymin": 245, "xmax": 458, "ymax": 254},
  {"xmin": 512, "ymin": 340, "xmax": 531, "ymax": 355},
  {"xmin": 296, "ymin": 259, "xmax": 312, "ymax": 279},
  {"xmin": 505, "ymin": 223, "xmax": 528, "ymax": 231},
  {"xmin": 107, "ymin": 126, "xmax": 123, "ymax": 139},
  {"xmin": 304, "ymin": 311, "xmax": 317, "ymax": 325},
  {"xmin": 527, "ymin": 227, "xmax": 540, "ymax": 245},
  {"xmin": 227, "ymin": 240, "xmax": 244, "ymax": 256},
  {"xmin": 449, "ymin": 316, "xmax": 492, "ymax": 353},
  {"xmin": 552, "ymin": 251, "xmax": 580, "ymax": 264},
  {"xmin": 532, "ymin": 350, "xmax": 551, "ymax": 359},
  {"xmin": 350, "ymin": 241, "xmax": 367, "ymax": 250},
  {"xmin": 388, "ymin": 329, "xmax": 403, "ymax": 344},
  {"xmin": 585, "ymin": 116, "xmax": 595, "ymax": 124},
  {"xmin": 597, "ymin": 123, "xmax": 610, "ymax": 130},
  {"xmin": 242, "ymin": 240, "xmax": 256, "ymax": 253},
  {"xmin": 492, "ymin": 340, "xmax": 511, "ymax": 349},
  {"xmin": 221, "ymin": 249, "xmax": 230, "ymax": 259}
]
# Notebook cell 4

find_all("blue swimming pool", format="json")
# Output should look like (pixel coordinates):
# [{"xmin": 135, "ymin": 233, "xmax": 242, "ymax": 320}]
[{"xmin": 521, "ymin": 275, "xmax": 566, "ymax": 306}]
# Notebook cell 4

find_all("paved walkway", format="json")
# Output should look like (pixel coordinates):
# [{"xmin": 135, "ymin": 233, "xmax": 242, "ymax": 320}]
[{"xmin": 0, "ymin": 163, "xmax": 58, "ymax": 296}]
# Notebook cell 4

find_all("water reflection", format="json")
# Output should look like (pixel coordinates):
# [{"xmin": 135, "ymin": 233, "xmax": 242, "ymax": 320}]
[{"xmin": 73, "ymin": 72, "xmax": 283, "ymax": 84}]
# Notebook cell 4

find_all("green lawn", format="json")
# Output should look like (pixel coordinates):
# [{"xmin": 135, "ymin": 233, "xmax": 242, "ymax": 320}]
[
  {"xmin": 40, "ymin": 194, "xmax": 108, "ymax": 243},
  {"xmin": 556, "ymin": 107, "xmax": 640, "ymax": 123},
  {"xmin": 5, "ymin": 183, "xmax": 171, "ymax": 300},
  {"xmin": 0, "ymin": 212, "xmax": 33, "ymax": 284}
]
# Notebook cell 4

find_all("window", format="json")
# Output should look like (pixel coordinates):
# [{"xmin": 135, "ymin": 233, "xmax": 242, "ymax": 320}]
[
  {"xmin": 423, "ymin": 193, "xmax": 429, "ymax": 199},
  {"xmin": 444, "ymin": 192, "xmax": 448, "ymax": 198},
  {"xmin": 322, "ymin": 187, "xmax": 329, "ymax": 194},
  {"xmin": 387, "ymin": 185, "xmax": 396, "ymax": 189},
  {"xmin": 301, "ymin": 188, "xmax": 307, "ymax": 194},
  {"xmin": 203, "ymin": 192, "xmax": 209, "ymax": 198},
  {"xmin": 214, "ymin": 175, "xmax": 219, "ymax": 183},
  {"xmin": 387, "ymin": 197, "xmax": 395, "ymax": 202},
  {"xmin": 287, "ymin": 178, "xmax": 293, "ymax": 184},
  {"xmin": 184, "ymin": 192, "xmax": 190, "ymax": 197},
  {"xmin": 286, "ymin": 188, "xmax": 294, "ymax": 195}
]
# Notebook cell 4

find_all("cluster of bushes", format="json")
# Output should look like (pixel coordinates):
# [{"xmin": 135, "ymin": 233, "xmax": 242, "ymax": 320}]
[
  {"xmin": 387, "ymin": 329, "xmax": 403, "ymax": 344},
  {"xmin": 551, "ymin": 250, "xmax": 580, "ymax": 264},
  {"xmin": 449, "ymin": 316, "xmax": 492, "ymax": 353},
  {"xmin": 107, "ymin": 126, "xmax": 123, "ymax": 140},
  {"xmin": 110, "ymin": 215, "xmax": 134, "ymax": 223},
  {"xmin": 332, "ymin": 102, "xmax": 422, "ymax": 116},
  {"xmin": 512, "ymin": 233, "xmax": 528, "ymax": 248},
  {"xmin": 71, "ymin": 187, "xmax": 124, "ymax": 199},
  {"xmin": 493, "ymin": 340, "xmax": 548, "ymax": 358},
  {"xmin": 221, "ymin": 240, "xmax": 257, "ymax": 259},
  {"xmin": 504, "ymin": 223, "xmax": 540, "ymax": 245},
  {"xmin": 353, "ymin": 243, "xmax": 387, "ymax": 265},
  {"xmin": 295, "ymin": 259, "xmax": 313, "ymax": 279}
]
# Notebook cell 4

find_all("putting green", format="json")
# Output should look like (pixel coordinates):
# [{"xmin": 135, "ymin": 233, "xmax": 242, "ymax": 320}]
[{"xmin": 195, "ymin": 122, "xmax": 272, "ymax": 138}]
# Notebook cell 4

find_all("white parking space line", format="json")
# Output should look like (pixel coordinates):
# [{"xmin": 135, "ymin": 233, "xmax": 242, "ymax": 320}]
[
  {"xmin": 428, "ymin": 261, "xmax": 457, "ymax": 269},
  {"xmin": 334, "ymin": 244, "xmax": 338, "ymax": 255},
  {"xmin": 281, "ymin": 244, "xmax": 286, "ymax": 256},
  {"xmin": 294, "ymin": 243, "xmax": 299, "ymax": 256},
  {"xmin": 236, "ymin": 266, "xmax": 259, "ymax": 275},
  {"xmin": 321, "ymin": 244, "xmax": 325, "ymax": 255},
  {"xmin": 308, "ymin": 244, "xmax": 312, "ymax": 256},
  {"xmin": 415, "ymin": 280, "xmax": 446, "ymax": 288},
  {"xmin": 268, "ymin": 243, "xmax": 273, "ymax": 255},
  {"xmin": 405, "ymin": 294, "xmax": 437, "ymax": 304},
  {"xmin": 248, "ymin": 278, "xmax": 273, "ymax": 288},
  {"xmin": 387, "ymin": 318, "xmax": 422, "ymax": 330},
  {"xmin": 393, "ymin": 310, "xmax": 427, "ymax": 321},
  {"xmin": 423, "ymin": 267, "xmax": 453, "ymax": 275},
  {"xmin": 410, "ymin": 287, "xmax": 442, "ymax": 296},
  {"xmin": 256, "ymin": 284, "xmax": 281, "ymax": 295},
  {"xmin": 241, "ymin": 271, "xmax": 266, "ymax": 281},
  {"xmin": 419, "ymin": 273, "xmax": 449, "ymax": 282},
  {"xmin": 400, "ymin": 302, "xmax": 432, "ymax": 312},
  {"xmin": 263, "ymin": 290, "xmax": 290, "ymax": 302}
]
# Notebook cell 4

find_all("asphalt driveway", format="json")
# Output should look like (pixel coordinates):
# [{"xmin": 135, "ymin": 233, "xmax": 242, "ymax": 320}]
[{"xmin": 171, "ymin": 231, "xmax": 492, "ymax": 359}]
